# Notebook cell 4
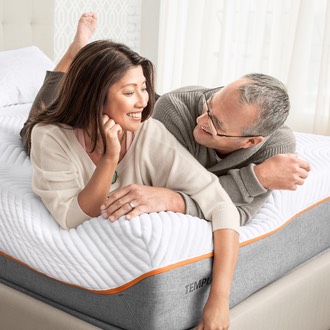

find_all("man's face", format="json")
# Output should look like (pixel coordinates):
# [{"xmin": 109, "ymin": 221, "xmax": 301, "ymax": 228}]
[{"xmin": 193, "ymin": 79, "xmax": 261, "ymax": 155}]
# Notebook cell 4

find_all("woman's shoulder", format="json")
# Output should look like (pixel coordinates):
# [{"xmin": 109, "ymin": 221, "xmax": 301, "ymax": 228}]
[
  {"xmin": 138, "ymin": 119, "xmax": 179, "ymax": 146},
  {"xmin": 141, "ymin": 118, "xmax": 172, "ymax": 134},
  {"xmin": 32, "ymin": 123, "xmax": 74, "ymax": 147},
  {"xmin": 33, "ymin": 123, "xmax": 72, "ymax": 136}
]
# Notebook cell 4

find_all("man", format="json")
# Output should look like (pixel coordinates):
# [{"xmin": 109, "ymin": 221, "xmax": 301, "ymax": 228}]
[{"xmin": 151, "ymin": 75, "xmax": 311, "ymax": 224}]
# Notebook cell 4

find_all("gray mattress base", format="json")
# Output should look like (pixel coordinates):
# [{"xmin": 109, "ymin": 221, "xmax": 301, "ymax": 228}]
[
  {"xmin": 0, "ymin": 199, "xmax": 329, "ymax": 329},
  {"xmin": 1, "ymin": 249, "xmax": 330, "ymax": 330}
]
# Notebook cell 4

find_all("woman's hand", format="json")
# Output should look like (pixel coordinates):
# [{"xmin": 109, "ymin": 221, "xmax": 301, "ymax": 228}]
[
  {"xmin": 78, "ymin": 115, "xmax": 122, "ymax": 217},
  {"xmin": 195, "ymin": 296, "xmax": 230, "ymax": 330},
  {"xmin": 194, "ymin": 229, "xmax": 239, "ymax": 330},
  {"xmin": 100, "ymin": 184, "xmax": 185, "ymax": 221},
  {"xmin": 101, "ymin": 114, "xmax": 123, "ymax": 160}
]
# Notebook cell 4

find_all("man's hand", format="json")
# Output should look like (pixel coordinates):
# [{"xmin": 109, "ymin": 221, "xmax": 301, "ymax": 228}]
[
  {"xmin": 100, "ymin": 184, "xmax": 185, "ymax": 221},
  {"xmin": 254, "ymin": 153, "xmax": 311, "ymax": 190}
]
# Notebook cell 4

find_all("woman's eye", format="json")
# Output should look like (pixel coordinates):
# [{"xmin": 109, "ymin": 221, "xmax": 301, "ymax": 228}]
[{"xmin": 124, "ymin": 92, "xmax": 134, "ymax": 96}]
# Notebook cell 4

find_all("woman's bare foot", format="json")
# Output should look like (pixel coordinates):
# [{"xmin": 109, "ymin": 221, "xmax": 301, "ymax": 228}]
[
  {"xmin": 68, "ymin": 12, "xmax": 97, "ymax": 60},
  {"xmin": 54, "ymin": 12, "xmax": 97, "ymax": 72}
]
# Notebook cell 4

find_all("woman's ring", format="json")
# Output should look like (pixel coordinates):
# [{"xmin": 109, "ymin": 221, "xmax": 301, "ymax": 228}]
[{"xmin": 129, "ymin": 201, "xmax": 135, "ymax": 209}]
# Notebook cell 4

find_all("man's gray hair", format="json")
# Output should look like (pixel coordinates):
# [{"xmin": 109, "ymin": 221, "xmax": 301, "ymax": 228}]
[{"xmin": 238, "ymin": 73, "xmax": 290, "ymax": 137}]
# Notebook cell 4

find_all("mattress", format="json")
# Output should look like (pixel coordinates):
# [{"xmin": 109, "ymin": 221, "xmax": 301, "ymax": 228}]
[{"xmin": 0, "ymin": 103, "xmax": 330, "ymax": 329}]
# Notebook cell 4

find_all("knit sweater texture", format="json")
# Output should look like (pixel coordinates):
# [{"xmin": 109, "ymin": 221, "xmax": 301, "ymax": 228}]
[{"xmin": 153, "ymin": 86, "xmax": 296, "ymax": 225}]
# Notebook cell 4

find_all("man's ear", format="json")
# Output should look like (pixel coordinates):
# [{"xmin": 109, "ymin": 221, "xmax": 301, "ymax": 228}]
[{"xmin": 241, "ymin": 136, "xmax": 264, "ymax": 148}]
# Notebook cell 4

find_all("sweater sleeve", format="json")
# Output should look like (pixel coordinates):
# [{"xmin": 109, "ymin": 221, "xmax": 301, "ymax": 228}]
[
  {"xmin": 31, "ymin": 125, "xmax": 90, "ymax": 229},
  {"xmin": 138, "ymin": 120, "xmax": 240, "ymax": 233},
  {"xmin": 177, "ymin": 191, "xmax": 205, "ymax": 218},
  {"xmin": 218, "ymin": 126, "xmax": 296, "ymax": 224},
  {"xmin": 219, "ymin": 165, "xmax": 270, "ymax": 225}
]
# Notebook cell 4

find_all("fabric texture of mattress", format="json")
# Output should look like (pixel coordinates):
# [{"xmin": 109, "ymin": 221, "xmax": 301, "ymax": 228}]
[{"xmin": 0, "ymin": 104, "xmax": 330, "ymax": 329}]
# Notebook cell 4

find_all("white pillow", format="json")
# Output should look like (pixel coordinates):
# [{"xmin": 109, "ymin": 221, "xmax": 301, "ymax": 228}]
[{"xmin": 0, "ymin": 46, "xmax": 54, "ymax": 107}]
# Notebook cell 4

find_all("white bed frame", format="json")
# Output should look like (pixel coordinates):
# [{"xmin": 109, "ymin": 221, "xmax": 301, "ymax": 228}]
[{"xmin": 1, "ymin": 1, "xmax": 329, "ymax": 329}]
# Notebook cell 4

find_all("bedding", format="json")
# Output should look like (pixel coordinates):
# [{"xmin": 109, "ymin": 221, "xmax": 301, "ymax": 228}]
[
  {"xmin": 0, "ymin": 46, "xmax": 54, "ymax": 107},
  {"xmin": 0, "ymin": 102, "xmax": 329, "ymax": 329},
  {"xmin": 0, "ymin": 47, "xmax": 330, "ymax": 329}
]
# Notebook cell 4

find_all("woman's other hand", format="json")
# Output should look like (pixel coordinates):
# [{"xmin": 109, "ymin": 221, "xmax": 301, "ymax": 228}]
[{"xmin": 100, "ymin": 184, "xmax": 185, "ymax": 221}]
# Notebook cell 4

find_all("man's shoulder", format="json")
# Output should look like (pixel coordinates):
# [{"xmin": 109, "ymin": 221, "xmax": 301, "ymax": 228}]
[
  {"xmin": 268, "ymin": 125, "xmax": 295, "ymax": 143},
  {"xmin": 159, "ymin": 85, "xmax": 222, "ymax": 99},
  {"xmin": 164, "ymin": 85, "xmax": 206, "ymax": 95},
  {"xmin": 258, "ymin": 124, "xmax": 296, "ymax": 154},
  {"xmin": 157, "ymin": 86, "xmax": 206, "ymax": 103},
  {"xmin": 155, "ymin": 86, "xmax": 208, "ymax": 115},
  {"xmin": 157, "ymin": 86, "xmax": 223, "ymax": 109},
  {"xmin": 153, "ymin": 87, "xmax": 201, "ymax": 122}
]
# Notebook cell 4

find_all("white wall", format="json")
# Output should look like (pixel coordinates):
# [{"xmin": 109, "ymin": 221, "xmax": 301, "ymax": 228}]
[
  {"xmin": 54, "ymin": 0, "xmax": 141, "ymax": 63},
  {"xmin": 139, "ymin": 0, "xmax": 160, "ymax": 68}
]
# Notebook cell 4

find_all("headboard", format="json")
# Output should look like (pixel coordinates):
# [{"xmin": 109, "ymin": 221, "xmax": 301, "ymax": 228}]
[{"xmin": 0, "ymin": 0, "xmax": 54, "ymax": 59}]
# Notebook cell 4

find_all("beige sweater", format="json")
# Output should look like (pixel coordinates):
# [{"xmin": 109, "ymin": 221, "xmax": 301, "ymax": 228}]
[{"xmin": 31, "ymin": 118, "xmax": 239, "ymax": 232}]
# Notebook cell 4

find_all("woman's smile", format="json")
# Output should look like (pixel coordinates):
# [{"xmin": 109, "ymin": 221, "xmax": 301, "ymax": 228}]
[{"xmin": 127, "ymin": 111, "xmax": 142, "ymax": 120}]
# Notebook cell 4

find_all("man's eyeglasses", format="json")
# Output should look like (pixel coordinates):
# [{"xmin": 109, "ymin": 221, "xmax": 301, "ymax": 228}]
[{"xmin": 203, "ymin": 93, "xmax": 262, "ymax": 138}]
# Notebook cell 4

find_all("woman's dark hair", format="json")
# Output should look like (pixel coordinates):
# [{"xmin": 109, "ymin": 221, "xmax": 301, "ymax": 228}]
[{"xmin": 26, "ymin": 40, "xmax": 155, "ymax": 154}]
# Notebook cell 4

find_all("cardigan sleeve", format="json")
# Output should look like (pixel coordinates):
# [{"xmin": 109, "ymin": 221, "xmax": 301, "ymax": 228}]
[
  {"xmin": 30, "ymin": 124, "xmax": 90, "ymax": 229},
  {"xmin": 137, "ymin": 120, "xmax": 240, "ymax": 233}
]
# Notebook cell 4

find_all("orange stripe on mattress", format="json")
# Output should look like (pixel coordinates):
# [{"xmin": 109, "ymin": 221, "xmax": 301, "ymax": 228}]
[
  {"xmin": 0, "ymin": 249, "xmax": 213, "ymax": 293},
  {"xmin": 240, "ymin": 196, "xmax": 330, "ymax": 247},
  {"xmin": 1, "ymin": 196, "xmax": 329, "ymax": 294}
]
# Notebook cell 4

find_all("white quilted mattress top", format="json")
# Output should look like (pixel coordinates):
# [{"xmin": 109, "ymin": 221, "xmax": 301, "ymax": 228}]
[{"xmin": 0, "ymin": 104, "xmax": 329, "ymax": 292}]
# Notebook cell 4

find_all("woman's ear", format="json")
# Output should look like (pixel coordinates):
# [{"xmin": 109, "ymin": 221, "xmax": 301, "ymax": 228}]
[{"xmin": 241, "ymin": 136, "xmax": 264, "ymax": 148}]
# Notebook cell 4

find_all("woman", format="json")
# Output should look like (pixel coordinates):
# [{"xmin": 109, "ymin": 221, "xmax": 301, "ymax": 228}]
[{"xmin": 28, "ymin": 37, "xmax": 239, "ymax": 330}]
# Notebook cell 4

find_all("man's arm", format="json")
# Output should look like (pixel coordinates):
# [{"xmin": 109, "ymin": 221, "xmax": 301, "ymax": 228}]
[
  {"xmin": 179, "ymin": 186, "xmax": 270, "ymax": 225},
  {"xmin": 181, "ymin": 152, "xmax": 310, "ymax": 225}
]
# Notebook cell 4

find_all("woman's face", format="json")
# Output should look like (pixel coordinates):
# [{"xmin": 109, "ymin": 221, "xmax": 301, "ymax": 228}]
[{"xmin": 103, "ymin": 65, "xmax": 149, "ymax": 132}]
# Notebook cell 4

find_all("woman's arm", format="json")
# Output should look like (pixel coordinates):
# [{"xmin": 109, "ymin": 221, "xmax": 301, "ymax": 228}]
[
  {"xmin": 31, "ymin": 116, "xmax": 122, "ymax": 229},
  {"xmin": 196, "ymin": 229, "xmax": 239, "ymax": 330},
  {"xmin": 78, "ymin": 116, "xmax": 122, "ymax": 218}
]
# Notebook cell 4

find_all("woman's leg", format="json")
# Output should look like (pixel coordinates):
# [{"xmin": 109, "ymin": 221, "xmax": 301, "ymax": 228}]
[
  {"xmin": 20, "ymin": 12, "xmax": 97, "ymax": 152},
  {"xmin": 55, "ymin": 12, "xmax": 97, "ymax": 72}
]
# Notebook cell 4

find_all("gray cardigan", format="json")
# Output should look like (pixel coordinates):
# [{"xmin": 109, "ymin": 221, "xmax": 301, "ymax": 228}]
[{"xmin": 153, "ymin": 86, "xmax": 296, "ymax": 225}]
